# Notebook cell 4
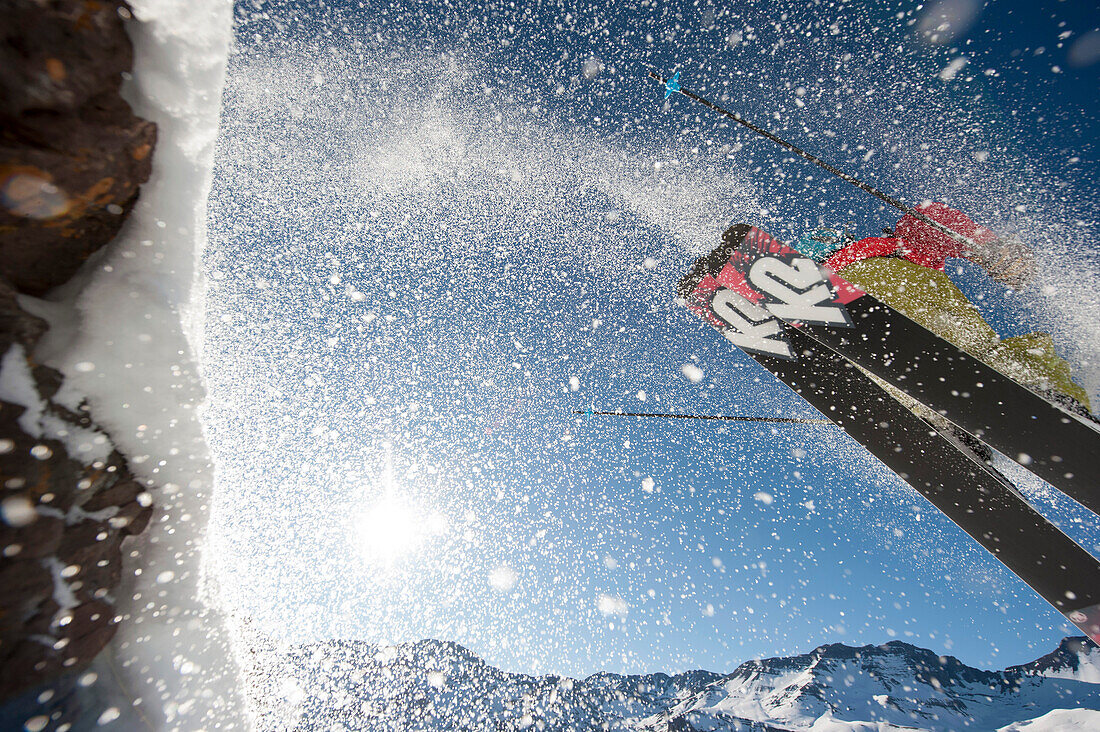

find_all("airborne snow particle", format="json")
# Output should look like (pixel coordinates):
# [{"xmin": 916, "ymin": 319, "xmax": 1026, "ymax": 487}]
[
  {"xmin": 680, "ymin": 363, "xmax": 704, "ymax": 383},
  {"xmin": 938, "ymin": 56, "xmax": 969, "ymax": 80},
  {"xmin": 641, "ymin": 476, "xmax": 655, "ymax": 493},
  {"xmin": 636, "ymin": 390, "xmax": 646, "ymax": 401},
  {"xmin": 1017, "ymin": 453, "xmax": 1033, "ymax": 466},
  {"xmin": 569, "ymin": 376, "xmax": 580, "ymax": 391},
  {"xmin": 643, "ymin": 257, "xmax": 658, "ymax": 270},
  {"xmin": 24, "ymin": 716, "xmax": 49, "ymax": 732},
  {"xmin": 97, "ymin": 707, "xmax": 120, "ymax": 725},
  {"xmin": 753, "ymin": 491, "xmax": 774, "ymax": 505},
  {"xmin": 156, "ymin": 570, "xmax": 175, "ymax": 584},
  {"xmin": 1, "ymin": 496, "xmax": 36, "ymax": 527},
  {"xmin": 489, "ymin": 565, "xmax": 518, "ymax": 591},
  {"xmin": 597, "ymin": 594, "xmax": 629, "ymax": 617},
  {"xmin": 582, "ymin": 57, "xmax": 603, "ymax": 79}
]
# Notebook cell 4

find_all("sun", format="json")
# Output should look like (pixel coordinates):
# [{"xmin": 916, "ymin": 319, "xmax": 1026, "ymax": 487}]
[{"xmin": 353, "ymin": 497, "xmax": 426, "ymax": 566}]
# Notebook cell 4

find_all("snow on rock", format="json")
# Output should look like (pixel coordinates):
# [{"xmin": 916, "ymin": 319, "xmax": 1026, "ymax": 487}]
[{"xmin": 23, "ymin": 0, "xmax": 246, "ymax": 727}]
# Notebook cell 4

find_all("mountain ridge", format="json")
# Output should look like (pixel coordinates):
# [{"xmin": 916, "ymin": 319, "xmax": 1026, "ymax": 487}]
[{"xmin": 244, "ymin": 635, "xmax": 1100, "ymax": 731}]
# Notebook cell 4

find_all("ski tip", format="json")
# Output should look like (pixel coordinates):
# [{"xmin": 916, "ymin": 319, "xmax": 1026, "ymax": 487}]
[{"xmin": 664, "ymin": 71, "xmax": 681, "ymax": 100}]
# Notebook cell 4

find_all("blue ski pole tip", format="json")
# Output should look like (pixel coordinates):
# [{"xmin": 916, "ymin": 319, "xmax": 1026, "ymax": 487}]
[{"xmin": 664, "ymin": 71, "xmax": 681, "ymax": 99}]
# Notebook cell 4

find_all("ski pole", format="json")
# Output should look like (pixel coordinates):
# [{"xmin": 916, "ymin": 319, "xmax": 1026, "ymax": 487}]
[
  {"xmin": 649, "ymin": 71, "xmax": 980, "ymax": 251},
  {"xmin": 575, "ymin": 410, "xmax": 828, "ymax": 424}
]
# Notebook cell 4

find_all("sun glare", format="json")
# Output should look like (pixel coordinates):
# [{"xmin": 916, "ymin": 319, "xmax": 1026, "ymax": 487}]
[{"xmin": 354, "ymin": 497, "xmax": 426, "ymax": 566}]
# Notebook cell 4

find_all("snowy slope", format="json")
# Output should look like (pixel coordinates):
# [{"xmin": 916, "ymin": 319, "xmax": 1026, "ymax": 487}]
[
  {"xmin": 998, "ymin": 709, "xmax": 1100, "ymax": 731},
  {"xmin": 246, "ymin": 636, "xmax": 1100, "ymax": 731}
]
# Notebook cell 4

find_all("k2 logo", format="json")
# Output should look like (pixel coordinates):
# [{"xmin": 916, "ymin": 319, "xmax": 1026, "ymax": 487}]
[
  {"xmin": 707, "ymin": 255, "xmax": 852, "ymax": 359},
  {"xmin": 749, "ymin": 257, "xmax": 853, "ymax": 327},
  {"xmin": 710, "ymin": 288, "xmax": 795, "ymax": 360}
]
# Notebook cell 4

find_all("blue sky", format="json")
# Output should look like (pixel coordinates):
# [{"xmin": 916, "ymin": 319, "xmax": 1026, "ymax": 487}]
[{"xmin": 204, "ymin": 0, "xmax": 1100, "ymax": 677}]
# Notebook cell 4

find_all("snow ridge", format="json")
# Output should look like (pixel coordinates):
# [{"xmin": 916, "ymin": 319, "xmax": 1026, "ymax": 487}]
[{"xmin": 246, "ymin": 636, "xmax": 1100, "ymax": 731}]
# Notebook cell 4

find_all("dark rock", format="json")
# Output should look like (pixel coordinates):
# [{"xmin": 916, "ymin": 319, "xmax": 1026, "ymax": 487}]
[
  {"xmin": 31, "ymin": 363, "xmax": 62, "ymax": 402},
  {"xmin": 0, "ymin": 639, "xmax": 58, "ymax": 691},
  {"xmin": 0, "ymin": 277, "xmax": 47, "ymax": 350},
  {"xmin": 0, "ymin": 0, "xmax": 156, "ymax": 296},
  {"xmin": 79, "ymin": 478, "xmax": 141, "ymax": 512},
  {"xmin": 120, "ymin": 499, "xmax": 152, "ymax": 534},
  {"xmin": 0, "ymin": 513, "xmax": 64, "ymax": 559},
  {"xmin": 66, "ymin": 545, "xmax": 122, "ymax": 596},
  {"xmin": 115, "ymin": 499, "xmax": 152, "ymax": 536},
  {"xmin": 0, "ymin": 399, "xmax": 86, "ymax": 511},
  {"xmin": 0, "ymin": 403, "xmax": 151, "ymax": 701},
  {"xmin": 56, "ymin": 519, "xmax": 121, "ymax": 574},
  {"xmin": 21, "ymin": 597, "xmax": 59, "ymax": 638},
  {"xmin": 0, "ymin": 559, "xmax": 52, "ymax": 608},
  {"xmin": 63, "ymin": 621, "xmax": 116, "ymax": 671},
  {"xmin": 60, "ymin": 600, "xmax": 117, "ymax": 663},
  {"xmin": 0, "ymin": 0, "xmax": 163, "ymax": 706},
  {"xmin": 0, "ymin": 0, "xmax": 134, "ymax": 118}
]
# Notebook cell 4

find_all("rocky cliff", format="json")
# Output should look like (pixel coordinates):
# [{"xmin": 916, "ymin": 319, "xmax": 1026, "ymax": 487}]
[{"xmin": 0, "ymin": 0, "xmax": 156, "ymax": 702}]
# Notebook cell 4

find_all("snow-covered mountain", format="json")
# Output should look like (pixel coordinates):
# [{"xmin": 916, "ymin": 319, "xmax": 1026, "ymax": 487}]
[
  {"xmin": 639, "ymin": 639, "xmax": 1100, "ymax": 732},
  {"xmin": 247, "ymin": 636, "xmax": 1100, "ymax": 731},
  {"xmin": 1006, "ymin": 636, "xmax": 1100, "ymax": 684},
  {"xmin": 246, "ymin": 637, "xmax": 720, "ymax": 730}
]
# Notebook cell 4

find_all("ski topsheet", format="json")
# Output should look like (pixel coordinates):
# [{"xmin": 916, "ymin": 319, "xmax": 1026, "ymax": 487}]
[{"xmin": 679, "ymin": 224, "xmax": 1100, "ymax": 642}]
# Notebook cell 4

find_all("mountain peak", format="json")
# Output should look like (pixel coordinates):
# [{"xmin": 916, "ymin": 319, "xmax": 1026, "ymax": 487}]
[{"xmin": 1007, "ymin": 636, "xmax": 1100, "ymax": 682}]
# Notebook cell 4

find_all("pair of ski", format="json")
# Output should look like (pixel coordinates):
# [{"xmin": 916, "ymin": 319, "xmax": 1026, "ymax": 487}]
[{"xmin": 680, "ymin": 224, "xmax": 1100, "ymax": 642}]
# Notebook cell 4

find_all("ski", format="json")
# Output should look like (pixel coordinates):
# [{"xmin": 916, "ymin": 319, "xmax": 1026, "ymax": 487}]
[
  {"xmin": 680, "ymin": 225, "xmax": 1100, "ymax": 517},
  {"xmin": 795, "ymin": 288, "xmax": 1100, "ymax": 513},
  {"xmin": 679, "ymin": 224, "xmax": 1100, "ymax": 643}
]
